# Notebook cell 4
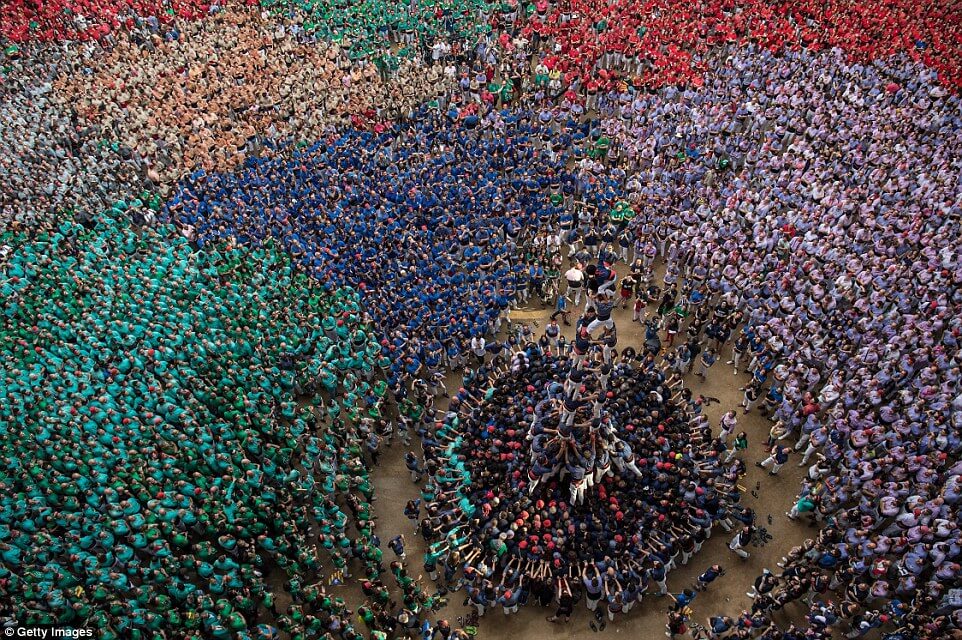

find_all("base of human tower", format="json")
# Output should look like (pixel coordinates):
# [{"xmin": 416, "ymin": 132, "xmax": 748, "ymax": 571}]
[{"xmin": 422, "ymin": 342, "xmax": 736, "ymax": 585}]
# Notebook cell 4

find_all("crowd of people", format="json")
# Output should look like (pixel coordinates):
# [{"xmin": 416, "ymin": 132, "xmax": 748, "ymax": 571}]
[
  {"xmin": 0, "ymin": 42, "xmax": 153, "ymax": 232},
  {"xmin": 4, "ymin": 0, "xmax": 962, "ymax": 92},
  {"xmin": 0, "ymin": 0, "xmax": 214, "ymax": 42},
  {"xmin": 1, "ymin": 0, "xmax": 961, "ymax": 638},
  {"xmin": 55, "ymin": 8, "xmax": 459, "ymax": 183},
  {"xmin": 521, "ymin": 0, "xmax": 962, "ymax": 92},
  {"xmin": 0, "ymin": 209, "xmax": 441, "ymax": 638},
  {"xmin": 258, "ymin": 0, "xmax": 492, "ymax": 56},
  {"xmin": 166, "ymin": 107, "xmax": 623, "ymax": 390},
  {"xmin": 1, "ymin": 4, "xmax": 465, "ymax": 232},
  {"xmin": 413, "ymin": 330, "xmax": 742, "ymax": 624},
  {"xmin": 583, "ymin": 43, "xmax": 962, "ymax": 639}
]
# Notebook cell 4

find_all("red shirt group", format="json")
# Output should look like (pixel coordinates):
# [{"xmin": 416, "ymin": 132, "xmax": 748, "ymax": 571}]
[
  {"xmin": 521, "ymin": 0, "xmax": 962, "ymax": 91},
  {"xmin": 1, "ymin": 0, "xmax": 218, "ymax": 42}
]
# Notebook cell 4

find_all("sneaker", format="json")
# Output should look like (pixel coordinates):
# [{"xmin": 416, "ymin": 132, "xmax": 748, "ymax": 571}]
[
  {"xmin": 726, "ymin": 360, "xmax": 734, "ymax": 365},
  {"xmin": 768, "ymin": 471, "xmax": 777, "ymax": 476}
]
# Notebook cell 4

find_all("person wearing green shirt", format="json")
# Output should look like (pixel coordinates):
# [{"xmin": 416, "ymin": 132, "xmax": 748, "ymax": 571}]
[{"xmin": 787, "ymin": 495, "xmax": 817, "ymax": 520}]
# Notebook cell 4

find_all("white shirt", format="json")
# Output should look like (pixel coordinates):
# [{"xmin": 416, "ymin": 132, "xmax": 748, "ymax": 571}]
[{"xmin": 471, "ymin": 336, "xmax": 486, "ymax": 356}]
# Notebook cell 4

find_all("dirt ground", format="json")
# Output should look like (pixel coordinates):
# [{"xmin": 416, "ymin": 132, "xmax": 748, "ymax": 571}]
[{"xmin": 367, "ymin": 270, "xmax": 818, "ymax": 640}]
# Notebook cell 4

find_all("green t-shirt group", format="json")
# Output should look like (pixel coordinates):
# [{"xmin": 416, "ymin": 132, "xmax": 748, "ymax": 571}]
[{"xmin": 0, "ymin": 204, "xmax": 393, "ymax": 639}]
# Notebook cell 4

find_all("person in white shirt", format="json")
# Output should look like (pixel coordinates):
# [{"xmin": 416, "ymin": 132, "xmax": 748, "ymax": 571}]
[
  {"xmin": 470, "ymin": 335, "xmax": 486, "ymax": 364},
  {"xmin": 719, "ymin": 410, "xmax": 738, "ymax": 443},
  {"xmin": 565, "ymin": 264, "xmax": 584, "ymax": 305}
]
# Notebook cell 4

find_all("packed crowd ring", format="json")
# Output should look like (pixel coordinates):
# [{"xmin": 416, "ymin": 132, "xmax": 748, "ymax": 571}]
[
  {"xmin": 1, "ymin": 1, "xmax": 961, "ymax": 640},
  {"xmin": 420, "ymin": 343, "xmax": 737, "ymax": 596}
]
